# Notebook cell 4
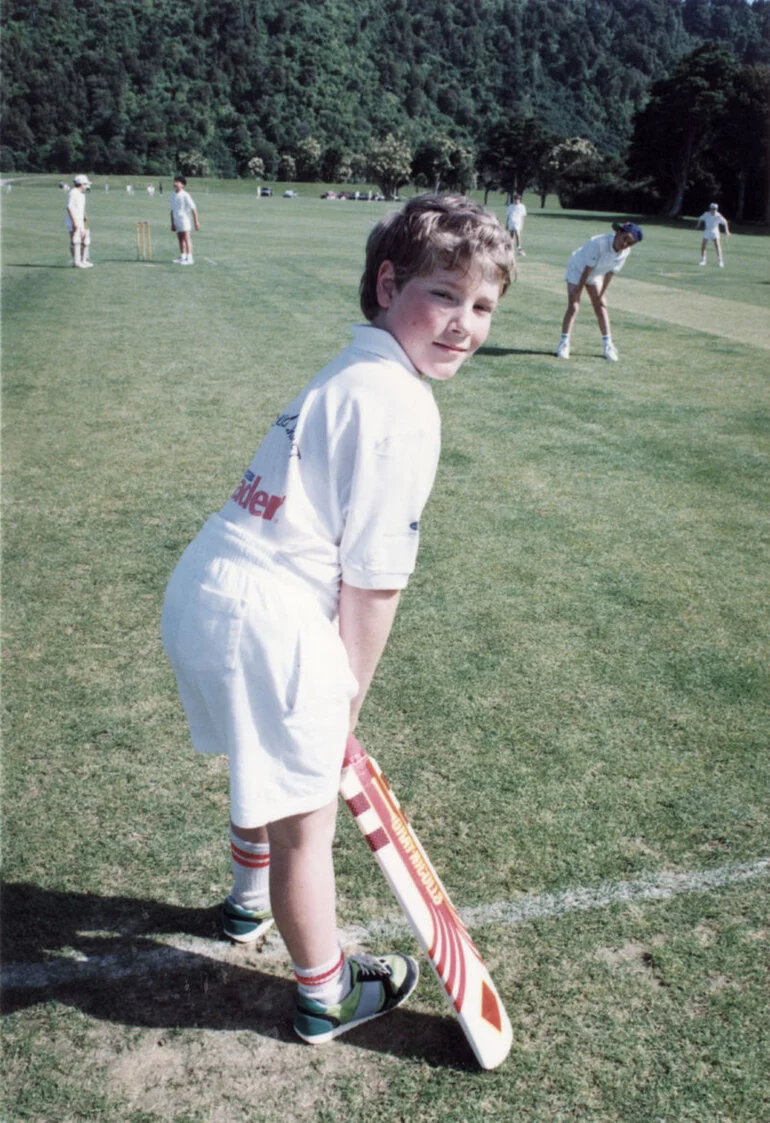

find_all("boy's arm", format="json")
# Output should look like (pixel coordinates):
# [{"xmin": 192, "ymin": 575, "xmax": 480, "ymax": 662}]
[
  {"xmin": 338, "ymin": 582, "xmax": 401, "ymax": 732},
  {"xmin": 600, "ymin": 271, "xmax": 614, "ymax": 297},
  {"xmin": 192, "ymin": 207, "xmax": 200, "ymax": 230}
]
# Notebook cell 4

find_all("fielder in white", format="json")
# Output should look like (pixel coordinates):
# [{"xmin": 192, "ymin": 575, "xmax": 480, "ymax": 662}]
[
  {"xmin": 696, "ymin": 202, "xmax": 730, "ymax": 268},
  {"xmin": 556, "ymin": 221, "xmax": 643, "ymax": 361},
  {"xmin": 65, "ymin": 175, "xmax": 93, "ymax": 269},
  {"xmin": 170, "ymin": 174, "xmax": 200, "ymax": 265},
  {"xmin": 162, "ymin": 195, "xmax": 514, "ymax": 1046},
  {"xmin": 506, "ymin": 193, "xmax": 527, "ymax": 256}
]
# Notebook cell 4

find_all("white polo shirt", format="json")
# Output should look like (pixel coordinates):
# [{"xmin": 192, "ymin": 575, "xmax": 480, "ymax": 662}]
[
  {"xmin": 65, "ymin": 187, "xmax": 86, "ymax": 232},
  {"xmin": 699, "ymin": 211, "xmax": 726, "ymax": 238},
  {"xmin": 506, "ymin": 202, "xmax": 526, "ymax": 231},
  {"xmin": 170, "ymin": 188, "xmax": 197, "ymax": 231},
  {"xmin": 565, "ymin": 233, "xmax": 631, "ymax": 286},
  {"xmin": 219, "ymin": 325, "xmax": 441, "ymax": 618}
]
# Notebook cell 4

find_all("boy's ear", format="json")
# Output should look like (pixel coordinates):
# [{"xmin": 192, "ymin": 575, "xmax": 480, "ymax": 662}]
[{"xmin": 375, "ymin": 260, "xmax": 397, "ymax": 309}]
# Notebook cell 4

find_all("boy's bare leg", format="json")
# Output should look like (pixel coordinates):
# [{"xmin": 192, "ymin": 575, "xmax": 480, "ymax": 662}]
[
  {"xmin": 587, "ymin": 283, "xmax": 611, "ymax": 337},
  {"xmin": 263, "ymin": 800, "xmax": 340, "ymax": 968},
  {"xmin": 561, "ymin": 283, "xmax": 582, "ymax": 335}
]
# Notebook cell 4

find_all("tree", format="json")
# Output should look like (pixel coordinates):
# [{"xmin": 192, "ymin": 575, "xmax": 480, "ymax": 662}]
[
  {"xmin": 477, "ymin": 117, "xmax": 553, "ymax": 201},
  {"xmin": 543, "ymin": 137, "xmax": 604, "ymax": 206},
  {"xmin": 367, "ymin": 133, "xmax": 412, "ymax": 199},
  {"xmin": 717, "ymin": 63, "xmax": 770, "ymax": 221},
  {"xmin": 628, "ymin": 44, "xmax": 739, "ymax": 217},
  {"xmin": 247, "ymin": 155, "xmax": 266, "ymax": 179},
  {"xmin": 412, "ymin": 135, "xmax": 475, "ymax": 194}
]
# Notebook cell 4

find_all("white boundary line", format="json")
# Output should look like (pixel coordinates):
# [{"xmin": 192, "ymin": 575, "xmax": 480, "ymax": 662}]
[{"xmin": 3, "ymin": 858, "xmax": 767, "ymax": 991}]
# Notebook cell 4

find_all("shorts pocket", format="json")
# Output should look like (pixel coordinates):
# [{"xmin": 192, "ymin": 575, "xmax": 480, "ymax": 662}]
[{"xmin": 284, "ymin": 615, "xmax": 359, "ymax": 718}]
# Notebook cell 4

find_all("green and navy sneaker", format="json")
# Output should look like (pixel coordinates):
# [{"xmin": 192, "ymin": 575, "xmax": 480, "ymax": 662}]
[
  {"xmin": 221, "ymin": 898, "xmax": 274, "ymax": 944},
  {"xmin": 294, "ymin": 953, "xmax": 419, "ymax": 1044}
]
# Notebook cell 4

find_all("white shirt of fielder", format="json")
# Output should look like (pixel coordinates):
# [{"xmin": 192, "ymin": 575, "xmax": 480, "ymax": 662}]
[
  {"xmin": 170, "ymin": 188, "xmax": 197, "ymax": 232},
  {"xmin": 219, "ymin": 324, "xmax": 441, "ymax": 620},
  {"xmin": 65, "ymin": 186, "xmax": 86, "ymax": 232},
  {"xmin": 565, "ymin": 232, "xmax": 631, "ymax": 286},
  {"xmin": 698, "ymin": 210, "xmax": 728, "ymax": 239},
  {"xmin": 506, "ymin": 202, "xmax": 526, "ymax": 231}
]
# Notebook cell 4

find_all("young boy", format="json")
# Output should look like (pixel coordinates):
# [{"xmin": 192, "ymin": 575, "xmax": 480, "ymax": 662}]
[
  {"xmin": 162, "ymin": 195, "xmax": 514, "ymax": 1045},
  {"xmin": 170, "ymin": 174, "xmax": 200, "ymax": 265},
  {"xmin": 696, "ymin": 202, "xmax": 730, "ymax": 268},
  {"xmin": 556, "ymin": 221, "xmax": 643, "ymax": 361},
  {"xmin": 506, "ymin": 193, "xmax": 527, "ymax": 256},
  {"xmin": 65, "ymin": 175, "xmax": 93, "ymax": 269}
]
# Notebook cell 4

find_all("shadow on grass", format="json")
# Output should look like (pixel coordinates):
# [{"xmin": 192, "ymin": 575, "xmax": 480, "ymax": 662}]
[
  {"xmin": 478, "ymin": 345, "xmax": 556, "ymax": 358},
  {"xmin": 0, "ymin": 882, "xmax": 476, "ymax": 1070}
]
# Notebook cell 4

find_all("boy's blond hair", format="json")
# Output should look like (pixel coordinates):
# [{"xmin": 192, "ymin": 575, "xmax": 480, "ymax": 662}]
[{"xmin": 360, "ymin": 194, "xmax": 515, "ymax": 321}]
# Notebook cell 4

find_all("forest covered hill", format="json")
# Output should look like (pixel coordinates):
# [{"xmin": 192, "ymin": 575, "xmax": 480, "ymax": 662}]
[{"xmin": 1, "ymin": 0, "xmax": 768, "ymax": 186}]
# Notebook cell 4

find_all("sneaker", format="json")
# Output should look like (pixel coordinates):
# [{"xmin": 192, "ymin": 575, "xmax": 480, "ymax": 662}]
[
  {"xmin": 517, "ymin": 249, "xmax": 526, "ymax": 256},
  {"xmin": 699, "ymin": 258, "xmax": 706, "ymax": 266},
  {"xmin": 556, "ymin": 339, "xmax": 570, "ymax": 360},
  {"xmin": 221, "ymin": 898, "xmax": 274, "ymax": 944},
  {"xmin": 173, "ymin": 256, "xmax": 185, "ymax": 264},
  {"xmin": 79, "ymin": 261, "xmax": 94, "ymax": 268},
  {"xmin": 603, "ymin": 342, "xmax": 619, "ymax": 361},
  {"xmin": 182, "ymin": 256, "xmax": 194, "ymax": 265},
  {"xmin": 718, "ymin": 261, "xmax": 724, "ymax": 268},
  {"xmin": 294, "ymin": 952, "xmax": 419, "ymax": 1044}
]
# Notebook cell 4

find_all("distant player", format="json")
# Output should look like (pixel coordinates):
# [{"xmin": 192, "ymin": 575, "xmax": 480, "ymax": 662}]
[
  {"xmin": 506, "ymin": 193, "xmax": 527, "ymax": 256},
  {"xmin": 65, "ymin": 175, "xmax": 94, "ymax": 269},
  {"xmin": 696, "ymin": 203, "xmax": 730, "ymax": 268},
  {"xmin": 556, "ymin": 221, "xmax": 643, "ymax": 361},
  {"xmin": 162, "ymin": 195, "xmax": 514, "ymax": 1045},
  {"xmin": 170, "ymin": 174, "xmax": 200, "ymax": 265}
]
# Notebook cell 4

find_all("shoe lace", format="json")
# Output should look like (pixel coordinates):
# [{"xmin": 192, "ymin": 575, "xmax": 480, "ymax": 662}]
[{"xmin": 351, "ymin": 954, "xmax": 393, "ymax": 982}]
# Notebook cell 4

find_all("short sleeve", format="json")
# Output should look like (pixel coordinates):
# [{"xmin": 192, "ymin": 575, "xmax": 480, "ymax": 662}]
[{"xmin": 339, "ymin": 427, "xmax": 440, "ymax": 590}]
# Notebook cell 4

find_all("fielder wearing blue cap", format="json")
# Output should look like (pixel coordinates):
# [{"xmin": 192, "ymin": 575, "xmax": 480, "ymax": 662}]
[{"xmin": 556, "ymin": 220, "xmax": 644, "ymax": 362}]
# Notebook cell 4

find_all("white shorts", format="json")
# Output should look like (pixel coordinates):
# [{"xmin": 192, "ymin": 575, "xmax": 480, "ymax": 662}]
[
  {"xmin": 162, "ymin": 517, "xmax": 359, "ymax": 827},
  {"xmin": 702, "ymin": 232, "xmax": 720, "ymax": 241},
  {"xmin": 565, "ymin": 269, "xmax": 602, "ymax": 288}
]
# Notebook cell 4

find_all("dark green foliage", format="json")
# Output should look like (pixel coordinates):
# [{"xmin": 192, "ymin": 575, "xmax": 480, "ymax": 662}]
[{"xmin": 1, "ymin": 0, "xmax": 767, "ymax": 180}]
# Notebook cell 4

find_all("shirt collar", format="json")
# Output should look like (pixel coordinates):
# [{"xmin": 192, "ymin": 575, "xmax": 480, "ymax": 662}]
[{"xmin": 349, "ymin": 324, "xmax": 421, "ymax": 378}]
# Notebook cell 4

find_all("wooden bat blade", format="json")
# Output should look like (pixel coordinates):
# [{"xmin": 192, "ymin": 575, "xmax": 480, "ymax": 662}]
[{"xmin": 341, "ymin": 735, "xmax": 512, "ymax": 1070}]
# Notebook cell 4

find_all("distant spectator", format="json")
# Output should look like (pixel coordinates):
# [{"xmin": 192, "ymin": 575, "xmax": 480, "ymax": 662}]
[
  {"xmin": 506, "ymin": 193, "xmax": 527, "ymax": 256},
  {"xmin": 170, "ymin": 174, "xmax": 200, "ymax": 265}
]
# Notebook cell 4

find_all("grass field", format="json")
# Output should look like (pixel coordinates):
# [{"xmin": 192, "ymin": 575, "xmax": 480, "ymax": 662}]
[{"xmin": 2, "ymin": 176, "xmax": 769, "ymax": 1122}]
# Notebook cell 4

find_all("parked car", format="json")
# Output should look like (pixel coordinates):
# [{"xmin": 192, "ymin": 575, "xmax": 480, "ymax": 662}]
[{"xmin": 259, "ymin": 186, "xmax": 274, "ymax": 196}]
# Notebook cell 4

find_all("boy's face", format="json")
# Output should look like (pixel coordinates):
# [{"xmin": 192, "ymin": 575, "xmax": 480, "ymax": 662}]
[
  {"xmin": 173, "ymin": 180, "xmax": 184, "ymax": 192},
  {"xmin": 612, "ymin": 230, "xmax": 637, "ymax": 252},
  {"xmin": 373, "ymin": 262, "xmax": 500, "ymax": 381}
]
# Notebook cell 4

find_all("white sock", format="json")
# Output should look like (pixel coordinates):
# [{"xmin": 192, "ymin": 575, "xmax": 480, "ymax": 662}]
[
  {"xmin": 295, "ymin": 951, "xmax": 351, "ymax": 1006},
  {"xmin": 560, "ymin": 333, "xmax": 570, "ymax": 344},
  {"xmin": 602, "ymin": 335, "xmax": 612, "ymax": 346},
  {"xmin": 229, "ymin": 831, "xmax": 270, "ymax": 912}
]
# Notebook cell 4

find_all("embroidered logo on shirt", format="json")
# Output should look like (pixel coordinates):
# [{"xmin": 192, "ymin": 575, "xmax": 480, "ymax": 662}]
[
  {"xmin": 230, "ymin": 470, "xmax": 285, "ymax": 520},
  {"xmin": 275, "ymin": 413, "xmax": 301, "ymax": 458},
  {"xmin": 410, "ymin": 522, "xmax": 419, "ymax": 531}
]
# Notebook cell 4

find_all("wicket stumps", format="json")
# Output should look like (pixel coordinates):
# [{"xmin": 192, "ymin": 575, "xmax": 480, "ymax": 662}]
[{"xmin": 135, "ymin": 221, "xmax": 152, "ymax": 262}]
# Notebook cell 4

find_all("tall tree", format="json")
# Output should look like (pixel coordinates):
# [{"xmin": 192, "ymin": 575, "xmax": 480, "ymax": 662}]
[{"xmin": 628, "ymin": 43, "xmax": 739, "ymax": 216}]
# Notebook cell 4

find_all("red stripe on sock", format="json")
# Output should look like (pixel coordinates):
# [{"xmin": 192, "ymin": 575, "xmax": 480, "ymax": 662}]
[
  {"xmin": 294, "ymin": 951, "xmax": 345, "ymax": 987},
  {"xmin": 231, "ymin": 842, "xmax": 270, "ymax": 869}
]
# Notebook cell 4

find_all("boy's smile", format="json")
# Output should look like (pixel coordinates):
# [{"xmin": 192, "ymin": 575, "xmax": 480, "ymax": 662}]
[{"xmin": 373, "ymin": 262, "xmax": 500, "ymax": 381}]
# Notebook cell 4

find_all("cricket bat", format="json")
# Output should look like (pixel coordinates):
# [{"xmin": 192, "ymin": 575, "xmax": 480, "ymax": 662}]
[{"xmin": 340, "ymin": 734, "xmax": 512, "ymax": 1070}]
